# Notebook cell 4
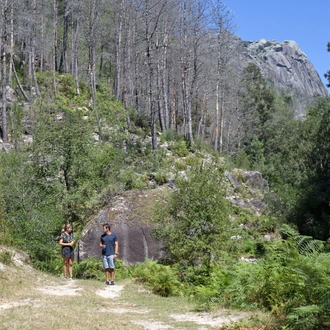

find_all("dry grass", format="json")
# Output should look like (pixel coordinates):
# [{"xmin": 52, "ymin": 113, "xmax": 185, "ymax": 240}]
[{"xmin": 0, "ymin": 251, "xmax": 269, "ymax": 330}]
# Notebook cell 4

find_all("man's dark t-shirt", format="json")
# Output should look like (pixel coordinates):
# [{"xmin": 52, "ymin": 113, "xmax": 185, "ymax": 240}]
[{"xmin": 101, "ymin": 233, "xmax": 118, "ymax": 256}]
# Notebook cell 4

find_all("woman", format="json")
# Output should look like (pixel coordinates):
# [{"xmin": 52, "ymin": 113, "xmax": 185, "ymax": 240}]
[{"xmin": 59, "ymin": 223, "xmax": 75, "ymax": 280}]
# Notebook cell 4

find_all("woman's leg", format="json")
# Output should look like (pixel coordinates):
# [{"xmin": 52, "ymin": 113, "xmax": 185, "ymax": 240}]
[
  {"xmin": 63, "ymin": 257, "xmax": 68, "ymax": 277},
  {"xmin": 68, "ymin": 258, "xmax": 73, "ymax": 278}
]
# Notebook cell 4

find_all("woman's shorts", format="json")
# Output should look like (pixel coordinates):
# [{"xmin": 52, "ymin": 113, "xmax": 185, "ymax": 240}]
[
  {"xmin": 62, "ymin": 246, "xmax": 74, "ymax": 259},
  {"xmin": 102, "ymin": 255, "xmax": 115, "ymax": 269}
]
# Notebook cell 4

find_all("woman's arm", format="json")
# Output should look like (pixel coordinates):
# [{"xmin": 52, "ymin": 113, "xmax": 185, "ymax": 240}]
[{"xmin": 59, "ymin": 238, "xmax": 74, "ymax": 247}]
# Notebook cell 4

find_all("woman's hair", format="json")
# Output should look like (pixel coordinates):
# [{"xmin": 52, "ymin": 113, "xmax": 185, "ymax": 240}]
[{"xmin": 61, "ymin": 223, "xmax": 72, "ymax": 233}]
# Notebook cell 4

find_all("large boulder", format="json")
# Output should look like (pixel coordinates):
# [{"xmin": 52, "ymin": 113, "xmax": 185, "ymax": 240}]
[
  {"xmin": 237, "ymin": 38, "xmax": 328, "ymax": 116},
  {"xmin": 234, "ymin": 169, "xmax": 269, "ymax": 191},
  {"xmin": 77, "ymin": 187, "xmax": 167, "ymax": 264},
  {"xmin": 0, "ymin": 86, "xmax": 18, "ymax": 103}
]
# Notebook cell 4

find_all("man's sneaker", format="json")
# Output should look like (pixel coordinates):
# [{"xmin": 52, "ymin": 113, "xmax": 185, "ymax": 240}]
[
  {"xmin": 110, "ymin": 281, "xmax": 115, "ymax": 285},
  {"xmin": 69, "ymin": 277, "xmax": 73, "ymax": 281},
  {"xmin": 105, "ymin": 281, "xmax": 110, "ymax": 285}
]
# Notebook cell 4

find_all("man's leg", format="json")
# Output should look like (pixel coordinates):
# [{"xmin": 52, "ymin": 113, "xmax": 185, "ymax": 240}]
[
  {"xmin": 110, "ymin": 268, "xmax": 114, "ymax": 282},
  {"xmin": 105, "ymin": 268, "xmax": 110, "ymax": 282}
]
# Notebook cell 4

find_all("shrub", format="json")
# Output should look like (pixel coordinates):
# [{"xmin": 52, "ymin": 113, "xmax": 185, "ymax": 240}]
[
  {"xmin": 234, "ymin": 152, "xmax": 250, "ymax": 169},
  {"xmin": 132, "ymin": 259, "xmax": 182, "ymax": 297},
  {"xmin": 171, "ymin": 140, "xmax": 189, "ymax": 157},
  {"xmin": 0, "ymin": 251, "xmax": 13, "ymax": 265},
  {"xmin": 73, "ymin": 258, "xmax": 104, "ymax": 280},
  {"xmin": 153, "ymin": 162, "xmax": 230, "ymax": 271},
  {"xmin": 154, "ymin": 172, "xmax": 168, "ymax": 185}
]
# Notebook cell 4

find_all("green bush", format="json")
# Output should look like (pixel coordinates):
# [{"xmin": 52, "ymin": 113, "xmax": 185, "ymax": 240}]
[
  {"xmin": 234, "ymin": 152, "xmax": 250, "ymax": 169},
  {"xmin": 73, "ymin": 258, "xmax": 104, "ymax": 280},
  {"xmin": 174, "ymin": 160, "xmax": 187, "ymax": 171},
  {"xmin": 161, "ymin": 129, "xmax": 176, "ymax": 142},
  {"xmin": 192, "ymin": 265, "xmax": 230, "ymax": 310},
  {"xmin": 171, "ymin": 140, "xmax": 189, "ymax": 157},
  {"xmin": 0, "ymin": 251, "xmax": 13, "ymax": 265},
  {"xmin": 153, "ymin": 162, "xmax": 230, "ymax": 270},
  {"xmin": 132, "ymin": 259, "xmax": 182, "ymax": 297},
  {"xmin": 154, "ymin": 172, "xmax": 168, "ymax": 185}
]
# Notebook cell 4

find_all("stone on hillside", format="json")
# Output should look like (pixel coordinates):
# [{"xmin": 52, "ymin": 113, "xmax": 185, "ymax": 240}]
[
  {"xmin": 250, "ymin": 199, "xmax": 266, "ymax": 211},
  {"xmin": 234, "ymin": 169, "xmax": 269, "ymax": 190},
  {"xmin": 229, "ymin": 196, "xmax": 249, "ymax": 209},
  {"xmin": 0, "ymin": 86, "xmax": 17, "ymax": 103},
  {"xmin": 77, "ymin": 188, "xmax": 167, "ymax": 264},
  {"xmin": 225, "ymin": 171, "xmax": 242, "ymax": 189}
]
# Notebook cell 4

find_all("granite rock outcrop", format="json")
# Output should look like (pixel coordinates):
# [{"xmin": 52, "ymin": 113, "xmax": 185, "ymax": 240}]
[{"xmin": 237, "ymin": 38, "xmax": 328, "ymax": 116}]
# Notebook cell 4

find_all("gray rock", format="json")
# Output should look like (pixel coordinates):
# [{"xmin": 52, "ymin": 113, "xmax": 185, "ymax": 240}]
[
  {"xmin": 234, "ymin": 169, "xmax": 269, "ymax": 190},
  {"xmin": 237, "ymin": 38, "xmax": 328, "ymax": 116},
  {"xmin": 230, "ymin": 196, "xmax": 249, "ymax": 209},
  {"xmin": 0, "ymin": 86, "xmax": 17, "ymax": 103},
  {"xmin": 77, "ymin": 188, "xmax": 167, "ymax": 264},
  {"xmin": 225, "ymin": 171, "xmax": 242, "ymax": 189},
  {"xmin": 250, "ymin": 199, "xmax": 266, "ymax": 211}
]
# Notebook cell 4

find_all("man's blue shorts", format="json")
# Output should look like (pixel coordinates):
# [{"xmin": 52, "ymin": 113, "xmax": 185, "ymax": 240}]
[{"xmin": 102, "ymin": 255, "xmax": 115, "ymax": 269}]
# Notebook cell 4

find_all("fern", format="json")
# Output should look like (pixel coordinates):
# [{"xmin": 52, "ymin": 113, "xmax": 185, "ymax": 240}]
[
  {"xmin": 287, "ymin": 305, "xmax": 321, "ymax": 330},
  {"xmin": 280, "ymin": 224, "xmax": 324, "ymax": 255}
]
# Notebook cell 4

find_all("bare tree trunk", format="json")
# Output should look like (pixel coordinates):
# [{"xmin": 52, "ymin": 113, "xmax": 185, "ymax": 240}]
[
  {"xmin": 214, "ymin": 78, "xmax": 219, "ymax": 151},
  {"xmin": 11, "ymin": 58, "xmax": 29, "ymax": 101},
  {"xmin": 156, "ymin": 35, "xmax": 166, "ymax": 132},
  {"xmin": 114, "ymin": 5, "xmax": 122, "ymax": 99},
  {"xmin": 122, "ymin": 14, "xmax": 131, "ymax": 129},
  {"xmin": 87, "ymin": 0, "xmax": 99, "ymax": 105},
  {"xmin": 161, "ymin": 30, "xmax": 169, "ymax": 130},
  {"xmin": 31, "ymin": 0, "xmax": 40, "ymax": 96},
  {"xmin": 146, "ymin": 7, "xmax": 157, "ymax": 150},
  {"xmin": 1, "ymin": 0, "xmax": 8, "ymax": 142},
  {"xmin": 40, "ymin": 1, "xmax": 45, "ymax": 71},
  {"xmin": 180, "ymin": 1, "xmax": 194, "ymax": 145},
  {"xmin": 71, "ymin": 14, "xmax": 80, "ymax": 95},
  {"xmin": 219, "ymin": 86, "xmax": 224, "ymax": 153},
  {"xmin": 53, "ymin": 0, "xmax": 58, "ymax": 95},
  {"xmin": 8, "ymin": 0, "xmax": 13, "ymax": 87},
  {"xmin": 59, "ymin": 0, "xmax": 69, "ymax": 73}
]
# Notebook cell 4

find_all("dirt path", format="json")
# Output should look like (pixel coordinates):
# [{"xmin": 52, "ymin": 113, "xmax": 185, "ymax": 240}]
[
  {"xmin": 33, "ymin": 280, "xmax": 250, "ymax": 330},
  {"xmin": 0, "ymin": 247, "xmax": 255, "ymax": 330}
]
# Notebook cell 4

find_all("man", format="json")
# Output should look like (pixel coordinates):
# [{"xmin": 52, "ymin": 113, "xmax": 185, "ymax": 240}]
[{"xmin": 100, "ymin": 223, "xmax": 119, "ymax": 285}]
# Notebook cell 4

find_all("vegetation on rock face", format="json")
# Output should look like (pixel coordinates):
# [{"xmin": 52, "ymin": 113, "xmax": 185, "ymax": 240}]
[{"xmin": 153, "ymin": 162, "xmax": 230, "ymax": 271}]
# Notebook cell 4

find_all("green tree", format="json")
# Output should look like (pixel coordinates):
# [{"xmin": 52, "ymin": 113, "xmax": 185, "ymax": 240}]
[
  {"xmin": 153, "ymin": 161, "xmax": 230, "ymax": 272},
  {"xmin": 239, "ymin": 63, "xmax": 275, "ymax": 149},
  {"xmin": 31, "ymin": 108, "xmax": 94, "ymax": 223},
  {"xmin": 292, "ymin": 97, "xmax": 330, "ymax": 239}
]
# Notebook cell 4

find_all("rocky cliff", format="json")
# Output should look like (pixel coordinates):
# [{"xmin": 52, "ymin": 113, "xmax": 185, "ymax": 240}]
[{"xmin": 237, "ymin": 38, "xmax": 328, "ymax": 117}]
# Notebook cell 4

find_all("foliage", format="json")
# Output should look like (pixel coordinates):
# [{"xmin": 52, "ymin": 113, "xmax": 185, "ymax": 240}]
[
  {"xmin": 234, "ymin": 152, "xmax": 250, "ymax": 170},
  {"xmin": 153, "ymin": 161, "xmax": 230, "ymax": 271},
  {"xmin": 73, "ymin": 258, "xmax": 105, "ymax": 280},
  {"xmin": 154, "ymin": 171, "xmax": 168, "ymax": 185},
  {"xmin": 0, "ymin": 251, "xmax": 13, "ymax": 265},
  {"xmin": 212, "ymin": 231, "xmax": 330, "ymax": 328},
  {"xmin": 170, "ymin": 140, "xmax": 190, "ymax": 157},
  {"xmin": 131, "ymin": 259, "xmax": 182, "ymax": 297}
]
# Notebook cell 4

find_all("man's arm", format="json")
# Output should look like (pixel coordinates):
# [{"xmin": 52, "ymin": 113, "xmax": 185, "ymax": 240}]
[
  {"xmin": 100, "ymin": 238, "xmax": 105, "ymax": 248},
  {"xmin": 114, "ymin": 241, "xmax": 119, "ymax": 258}
]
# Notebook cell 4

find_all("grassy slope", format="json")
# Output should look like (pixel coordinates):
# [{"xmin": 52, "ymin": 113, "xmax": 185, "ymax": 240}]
[{"xmin": 0, "ymin": 255, "xmax": 269, "ymax": 330}]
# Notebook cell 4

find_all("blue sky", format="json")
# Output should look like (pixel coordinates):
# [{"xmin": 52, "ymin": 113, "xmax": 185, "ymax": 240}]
[{"xmin": 223, "ymin": 0, "xmax": 330, "ymax": 91}]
